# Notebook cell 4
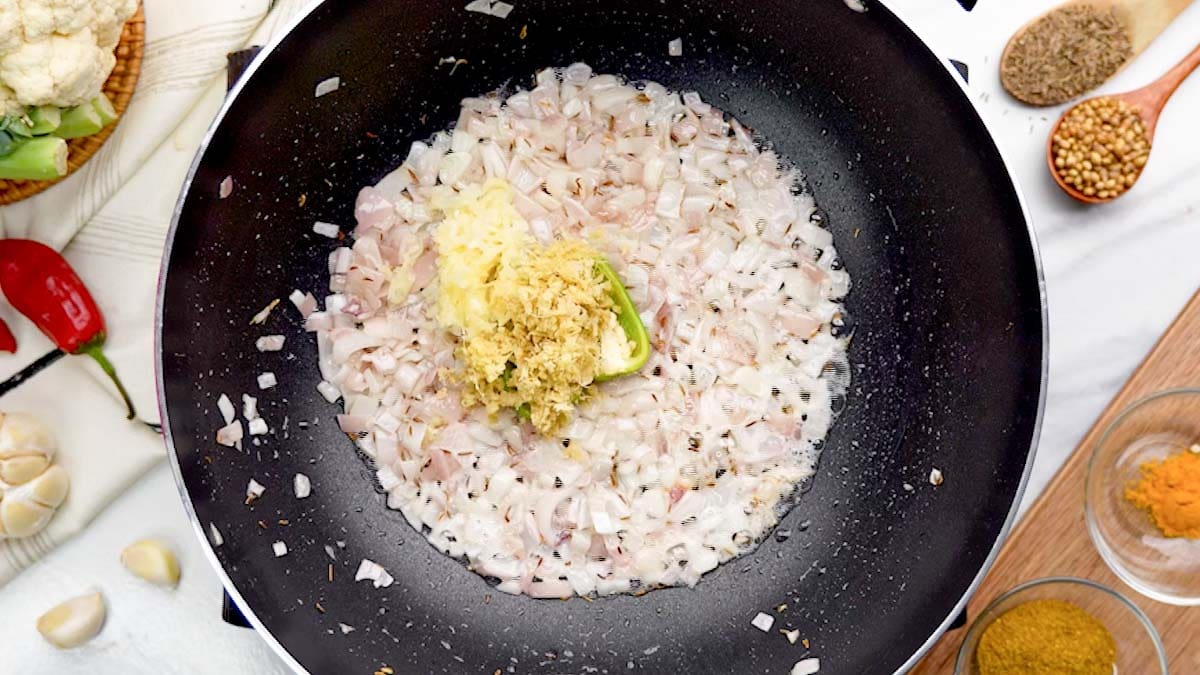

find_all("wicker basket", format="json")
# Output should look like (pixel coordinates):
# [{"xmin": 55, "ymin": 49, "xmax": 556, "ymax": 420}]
[{"xmin": 0, "ymin": 8, "xmax": 146, "ymax": 206}]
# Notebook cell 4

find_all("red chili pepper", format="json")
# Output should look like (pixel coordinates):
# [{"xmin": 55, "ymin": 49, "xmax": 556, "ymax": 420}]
[
  {"xmin": 0, "ymin": 317, "xmax": 15, "ymax": 353},
  {"xmin": 0, "ymin": 239, "xmax": 138, "ymax": 420}
]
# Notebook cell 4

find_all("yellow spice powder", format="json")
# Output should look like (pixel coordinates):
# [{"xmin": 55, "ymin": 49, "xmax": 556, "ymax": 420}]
[
  {"xmin": 976, "ymin": 599, "xmax": 1116, "ymax": 675},
  {"xmin": 1125, "ymin": 448, "xmax": 1200, "ymax": 539}
]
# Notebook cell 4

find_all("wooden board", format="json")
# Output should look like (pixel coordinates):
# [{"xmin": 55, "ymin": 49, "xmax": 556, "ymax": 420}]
[{"xmin": 914, "ymin": 289, "xmax": 1200, "ymax": 674}]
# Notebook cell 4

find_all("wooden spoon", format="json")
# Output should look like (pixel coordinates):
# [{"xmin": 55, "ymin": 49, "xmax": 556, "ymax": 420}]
[
  {"xmin": 1108, "ymin": 0, "xmax": 1194, "ymax": 54},
  {"xmin": 1048, "ymin": 42, "xmax": 1200, "ymax": 203},
  {"xmin": 1002, "ymin": 0, "xmax": 1194, "ymax": 102}
]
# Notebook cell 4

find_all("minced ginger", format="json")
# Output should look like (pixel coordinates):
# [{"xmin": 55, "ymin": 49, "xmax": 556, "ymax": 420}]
[{"xmin": 431, "ymin": 179, "xmax": 628, "ymax": 434}]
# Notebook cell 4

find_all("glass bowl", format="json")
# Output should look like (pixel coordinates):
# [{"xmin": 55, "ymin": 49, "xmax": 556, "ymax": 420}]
[
  {"xmin": 1086, "ymin": 388, "xmax": 1200, "ymax": 605},
  {"xmin": 954, "ymin": 577, "xmax": 1166, "ymax": 674}
]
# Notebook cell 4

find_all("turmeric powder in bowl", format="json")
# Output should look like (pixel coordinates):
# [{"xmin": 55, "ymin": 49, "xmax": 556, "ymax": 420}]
[
  {"xmin": 1125, "ymin": 447, "xmax": 1200, "ymax": 539},
  {"xmin": 1085, "ymin": 389, "xmax": 1200, "ymax": 605}
]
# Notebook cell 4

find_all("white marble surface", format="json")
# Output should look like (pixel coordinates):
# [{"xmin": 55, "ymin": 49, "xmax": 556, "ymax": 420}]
[{"xmin": 4, "ymin": 0, "xmax": 1200, "ymax": 672}]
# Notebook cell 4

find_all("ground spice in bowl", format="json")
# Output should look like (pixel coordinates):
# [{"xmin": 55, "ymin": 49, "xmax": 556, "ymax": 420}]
[
  {"xmin": 1125, "ymin": 446, "xmax": 1200, "ymax": 539},
  {"xmin": 1051, "ymin": 96, "xmax": 1149, "ymax": 199},
  {"xmin": 1001, "ymin": 4, "xmax": 1133, "ymax": 106},
  {"xmin": 975, "ymin": 599, "xmax": 1116, "ymax": 675}
]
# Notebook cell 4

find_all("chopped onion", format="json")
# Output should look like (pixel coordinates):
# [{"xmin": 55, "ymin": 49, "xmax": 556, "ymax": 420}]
[
  {"xmin": 354, "ymin": 188, "xmax": 395, "ymax": 231},
  {"xmin": 564, "ymin": 62, "xmax": 592, "ymax": 83},
  {"xmin": 294, "ymin": 473, "xmax": 312, "ymax": 499},
  {"xmin": 242, "ymin": 394, "xmax": 259, "ymax": 421},
  {"xmin": 317, "ymin": 381, "xmax": 341, "ymax": 403},
  {"xmin": 491, "ymin": 1, "xmax": 514, "ymax": 18},
  {"xmin": 209, "ymin": 523, "xmax": 224, "ymax": 547},
  {"xmin": 682, "ymin": 91, "xmax": 709, "ymax": 114},
  {"xmin": 331, "ymin": 329, "xmax": 383, "ymax": 363},
  {"xmin": 479, "ymin": 142, "xmax": 507, "ymax": 178},
  {"xmin": 464, "ymin": 0, "xmax": 491, "ymax": 13},
  {"xmin": 248, "ymin": 418, "xmax": 269, "ymax": 436},
  {"xmin": 527, "ymin": 578, "xmax": 573, "ymax": 599},
  {"xmin": 313, "ymin": 221, "xmax": 341, "ymax": 238},
  {"xmin": 655, "ymin": 180, "xmax": 684, "ymax": 219},
  {"xmin": 216, "ymin": 421, "xmax": 243, "ymax": 447},
  {"xmin": 377, "ymin": 466, "xmax": 402, "ymax": 491},
  {"xmin": 438, "ymin": 152, "xmax": 473, "ymax": 185},
  {"xmin": 338, "ymin": 623, "xmax": 355, "ymax": 634},
  {"xmin": 216, "ymin": 394, "xmax": 235, "ymax": 425},
  {"xmin": 751, "ymin": 612, "xmax": 774, "ymax": 632},
  {"xmin": 311, "ymin": 67, "xmax": 852, "ymax": 601},
  {"xmin": 273, "ymin": 541, "xmax": 288, "ymax": 557},
  {"xmin": 255, "ymin": 335, "xmax": 286, "ymax": 352},
  {"xmin": 257, "ymin": 372, "xmax": 278, "ymax": 389},
  {"xmin": 336, "ymin": 414, "xmax": 369, "ymax": 434},
  {"xmin": 289, "ymin": 290, "xmax": 318, "ymax": 317},
  {"xmin": 219, "ymin": 176, "xmax": 233, "ymax": 199},
  {"xmin": 354, "ymin": 558, "xmax": 394, "ymax": 588},
  {"xmin": 428, "ymin": 450, "xmax": 461, "ymax": 483},
  {"xmin": 374, "ymin": 412, "xmax": 401, "ymax": 435},
  {"xmin": 304, "ymin": 312, "xmax": 333, "ymax": 332},
  {"xmin": 400, "ymin": 422, "xmax": 427, "ymax": 453},
  {"xmin": 792, "ymin": 658, "xmax": 821, "ymax": 675},
  {"xmin": 668, "ymin": 38, "xmax": 683, "ymax": 57},
  {"xmin": 315, "ymin": 76, "xmax": 341, "ymax": 98},
  {"xmin": 247, "ymin": 478, "xmax": 266, "ymax": 500},
  {"xmin": 393, "ymin": 364, "xmax": 422, "ymax": 394},
  {"xmin": 590, "ymin": 508, "xmax": 617, "ymax": 535}
]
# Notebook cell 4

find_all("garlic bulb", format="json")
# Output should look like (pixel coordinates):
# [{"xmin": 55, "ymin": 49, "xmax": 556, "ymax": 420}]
[
  {"xmin": 36, "ymin": 591, "xmax": 106, "ymax": 649},
  {"xmin": 0, "ymin": 413, "xmax": 70, "ymax": 539}
]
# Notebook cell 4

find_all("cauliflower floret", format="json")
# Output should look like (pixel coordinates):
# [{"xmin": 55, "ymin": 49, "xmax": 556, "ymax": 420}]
[
  {"xmin": 0, "ymin": 1, "xmax": 22, "ymax": 55},
  {"xmin": 0, "ymin": 0, "xmax": 137, "ymax": 110},
  {"xmin": 0, "ymin": 84, "xmax": 22, "ymax": 117},
  {"xmin": 18, "ymin": 0, "xmax": 97, "ymax": 42},
  {"xmin": 92, "ymin": 0, "xmax": 137, "ymax": 48},
  {"xmin": 1, "ymin": 29, "xmax": 114, "ymax": 107}
]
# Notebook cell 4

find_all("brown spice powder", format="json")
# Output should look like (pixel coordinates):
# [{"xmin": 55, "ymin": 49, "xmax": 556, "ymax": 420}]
[{"xmin": 1001, "ymin": 5, "xmax": 1132, "ymax": 106}]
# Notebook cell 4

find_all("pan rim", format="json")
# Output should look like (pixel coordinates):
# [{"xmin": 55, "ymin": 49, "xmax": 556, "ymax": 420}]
[
  {"xmin": 880, "ymin": 1, "xmax": 1048, "ymax": 672},
  {"xmin": 154, "ymin": 1, "xmax": 1050, "ymax": 672}
]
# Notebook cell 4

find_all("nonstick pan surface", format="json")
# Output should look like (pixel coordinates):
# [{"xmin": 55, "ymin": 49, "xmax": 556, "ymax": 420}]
[{"xmin": 158, "ymin": 1, "xmax": 1046, "ymax": 672}]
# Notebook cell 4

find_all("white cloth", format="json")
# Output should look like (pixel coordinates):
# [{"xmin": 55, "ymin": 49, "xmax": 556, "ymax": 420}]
[{"xmin": 0, "ymin": 0, "xmax": 314, "ymax": 586}]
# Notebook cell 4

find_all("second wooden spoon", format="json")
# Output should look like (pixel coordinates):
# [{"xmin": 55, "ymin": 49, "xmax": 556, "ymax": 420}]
[{"xmin": 1048, "ymin": 42, "xmax": 1200, "ymax": 204}]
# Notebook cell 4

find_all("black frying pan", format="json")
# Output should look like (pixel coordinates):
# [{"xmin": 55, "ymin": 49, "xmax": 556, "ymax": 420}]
[{"xmin": 158, "ymin": 1, "xmax": 1045, "ymax": 672}]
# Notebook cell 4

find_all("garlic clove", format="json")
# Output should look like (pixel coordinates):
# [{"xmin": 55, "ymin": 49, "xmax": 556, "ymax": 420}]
[
  {"xmin": 29, "ymin": 465, "xmax": 70, "ymax": 507},
  {"xmin": 0, "ymin": 412, "xmax": 57, "ymax": 460},
  {"xmin": 1, "ymin": 495, "xmax": 53, "ymax": 538},
  {"xmin": 121, "ymin": 540, "xmax": 181, "ymax": 587},
  {"xmin": 36, "ymin": 591, "xmax": 106, "ymax": 649},
  {"xmin": 0, "ymin": 455, "xmax": 49, "ymax": 485}
]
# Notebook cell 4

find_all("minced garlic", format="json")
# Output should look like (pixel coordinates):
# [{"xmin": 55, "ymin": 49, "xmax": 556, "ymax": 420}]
[
  {"xmin": 431, "ymin": 179, "xmax": 531, "ymax": 335},
  {"xmin": 431, "ymin": 180, "xmax": 630, "ymax": 434}
]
